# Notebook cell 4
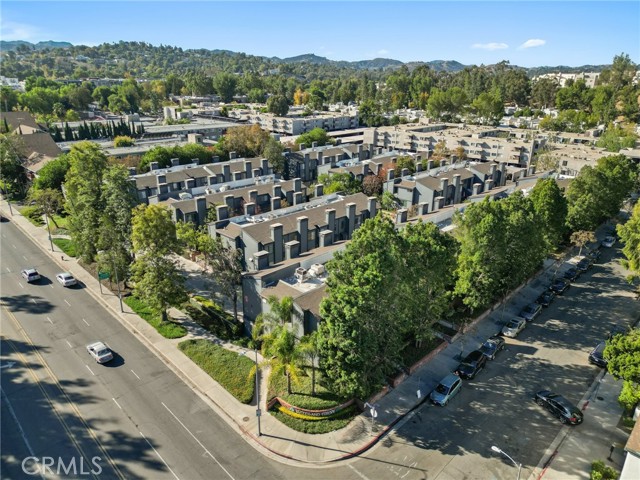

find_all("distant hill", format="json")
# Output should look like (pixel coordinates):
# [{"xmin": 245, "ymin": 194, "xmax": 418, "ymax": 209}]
[
  {"xmin": 0, "ymin": 40, "xmax": 73, "ymax": 51},
  {"xmin": 280, "ymin": 54, "xmax": 332, "ymax": 65},
  {"xmin": 405, "ymin": 60, "xmax": 467, "ymax": 73}
]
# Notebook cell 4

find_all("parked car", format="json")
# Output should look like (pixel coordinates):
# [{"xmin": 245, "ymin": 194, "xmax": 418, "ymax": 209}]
[
  {"xmin": 430, "ymin": 374, "xmax": 462, "ymax": 406},
  {"xmin": 608, "ymin": 325, "xmax": 629, "ymax": 339},
  {"xmin": 21, "ymin": 268, "xmax": 41, "ymax": 283},
  {"xmin": 588, "ymin": 342, "xmax": 607, "ymax": 368},
  {"xmin": 502, "ymin": 317, "xmax": 527, "ymax": 338},
  {"xmin": 454, "ymin": 350, "xmax": 487, "ymax": 379},
  {"xmin": 56, "ymin": 272, "xmax": 77, "ymax": 287},
  {"xmin": 563, "ymin": 267, "xmax": 580, "ymax": 282},
  {"xmin": 534, "ymin": 390, "xmax": 584, "ymax": 425},
  {"xmin": 536, "ymin": 290, "xmax": 555, "ymax": 307},
  {"xmin": 86, "ymin": 341, "xmax": 113, "ymax": 364},
  {"xmin": 576, "ymin": 258, "xmax": 591, "ymax": 272},
  {"xmin": 549, "ymin": 279, "xmax": 570, "ymax": 294},
  {"xmin": 519, "ymin": 303, "xmax": 542, "ymax": 322},
  {"xmin": 601, "ymin": 236, "xmax": 616, "ymax": 248},
  {"xmin": 479, "ymin": 336, "xmax": 506, "ymax": 360},
  {"xmin": 587, "ymin": 247, "xmax": 602, "ymax": 262}
]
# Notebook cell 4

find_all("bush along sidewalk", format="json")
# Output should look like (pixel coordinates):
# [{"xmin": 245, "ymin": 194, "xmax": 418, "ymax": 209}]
[
  {"xmin": 124, "ymin": 295, "xmax": 187, "ymax": 339},
  {"xmin": 178, "ymin": 339, "xmax": 255, "ymax": 404},
  {"xmin": 183, "ymin": 295, "xmax": 242, "ymax": 341}
]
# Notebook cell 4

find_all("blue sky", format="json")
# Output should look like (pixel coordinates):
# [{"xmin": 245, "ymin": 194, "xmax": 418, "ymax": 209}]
[{"xmin": 1, "ymin": 1, "xmax": 638, "ymax": 67}]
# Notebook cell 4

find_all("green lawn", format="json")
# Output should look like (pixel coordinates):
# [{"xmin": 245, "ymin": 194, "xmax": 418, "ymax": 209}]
[
  {"xmin": 124, "ymin": 296, "xmax": 187, "ymax": 339},
  {"xmin": 271, "ymin": 405, "xmax": 357, "ymax": 434},
  {"xmin": 52, "ymin": 238, "xmax": 77, "ymax": 257},
  {"xmin": 178, "ymin": 339, "xmax": 255, "ymax": 404}
]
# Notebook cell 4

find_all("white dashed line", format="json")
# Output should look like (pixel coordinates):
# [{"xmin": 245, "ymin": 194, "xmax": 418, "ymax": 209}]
[
  {"xmin": 162, "ymin": 402, "xmax": 236, "ymax": 480},
  {"xmin": 130, "ymin": 369, "xmax": 141, "ymax": 380},
  {"xmin": 64, "ymin": 299, "xmax": 71, "ymax": 307},
  {"xmin": 46, "ymin": 317, "xmax": 53, "ymax": 325},
  {"xmin": 19, "ymin": 282, "xmax": 24, "ymax": 289},
  {"xmin": 348, "ymin": 464, "xmax": 372, "ymax": 480},
  {"xmin": 32, "ymin": 298, "xmax": 38, "ymax": 304},
  {"xmin": 22, "ymin": 255, "xmax": 28, "ymax": 261},
  {"xmin": 139, "ymin": 431, "xmax": 179, "ymax": 480},
  {"xmin": 6, "ymin": 267, "xmax": 10, "ymax": 273},
  {"xmin": 65, "ymin": 340, "xmax": 72, "ymax": 348},
  {"xmin": 112, "ymin": 398, "xmax": 122, "ymax": 410},
  {"xmin": 12, "ymin": 244, "xmax": 16, "ymax": 249},
  {"xmin": 85, "ymin": 365, "xmax": 95, "ymax": 376},
  {"xmin": 82, "ymin": 318, "xmax": 90, "ymax": 326}
]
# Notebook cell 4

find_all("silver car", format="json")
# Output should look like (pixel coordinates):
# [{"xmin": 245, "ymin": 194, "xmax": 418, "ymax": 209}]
[
  {"xmin": 56, "ymin": 272, "xmax": 77, "ymax": 287},
  {"xmin": 21, "ymin": 268, "xmax": 41, "ymax": 283},
  {"xmin": 502, "ymin": 317, "xmax": 526, "ymax": 338},
  {"xmin": 86, "ymin": 342, "xmax": 113, "ymax": 364},
  {"xmin": 430, "ymin": 374, "xmax": 462, "ymax": 406}
]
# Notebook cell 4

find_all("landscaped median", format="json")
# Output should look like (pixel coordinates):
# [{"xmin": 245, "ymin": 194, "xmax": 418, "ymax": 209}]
[
  {"xmin": 124, "ymin": 295, "xmax": 187, "ymax": 339},
  {"xmin": 178, "ymin": 339, "xmax": 255, "ymax": 404}
]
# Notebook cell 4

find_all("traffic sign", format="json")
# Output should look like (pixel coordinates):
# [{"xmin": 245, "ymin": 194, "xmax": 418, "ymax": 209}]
[{"xmin": 98, "ymin": 271, "xmax": 110, "ymax": 280}]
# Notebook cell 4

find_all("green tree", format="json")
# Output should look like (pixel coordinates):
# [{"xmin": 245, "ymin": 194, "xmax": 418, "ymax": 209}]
[
  {"xmin": 471, "ymin": 88, "xmax": 504, "ymax": 125},
  {"xmin": 298, "ymin": 331, "xmax": 321, "ymax": 396},
  {"xmin": 604, "ymin": 329, "xmax": 640, "ymax": 410},
  {"xmin": 570, "ymin": 230, "xmax": 596, "ymax": 256},
  {"xmin": 266, "ymin": 94, "xmax": 289, "ymax": 116},
  {"xmin": 33, "ymin": 154, "xmax": 71, "ymax": 191},
  {"xmin": 261, "ymin": 325, "xmax": 302, "ymax": 395},
  {"xmin": 0, "ymin": 133, "xmax": 28, "ymax": 196},
  {"xmin": 63, "ymin": 142, "xmax": 108, "ymax": 263},
  {"xmin": 0, "ymin": 87, "xmax": 20, "ymax": 112},
  {"xmin": 393, "ymin": 156, "xmax": 416, "ymax": 177},
  {"xmin": 529, "ymin": 178, "xmax": 568, "ymax": 250},
  {"xmin": 207, "ymin": 240, "xmax": 244, "ymax": 323},
  {"xmin": 319, "ymin": 216, "xmax": 405, "ymax": 398},
  {"xmin": 113, "ymin": 135, "xmax": 135, "ymax": 147},
  {"xmin": 263, "ymin": 137, "xmax": 286, "ymax": 177},
  {"xmin": 130, "ymin": 204, "xmax": 187, "ymax": 323},
  {"xmin": 617, "ymin": 201, "xmax": 640, "ymax": 288},
  {"xmin": 530, "ymin": 78, "xmax": 559, "ymax": 109},
  {"xmin": 295, "ymin": 128, "xmax": 334, "ymax": 148},
  {"xmin": 28, "ymin": 187, "xmax": 64, "ymax": 228},
  {"xmin": 213, "ymin": 72, "xmax": 237, "ymax": 103},
  {"xmin": 596, "ymin": 123, "xmax": 638, "ymax": 152},
  {"xmin": 317, "ymin": 172, "xmax": 361, "ymax": 194}
]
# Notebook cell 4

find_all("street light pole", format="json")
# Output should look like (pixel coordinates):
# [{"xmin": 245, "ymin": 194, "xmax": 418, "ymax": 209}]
[
  {"xmin": 491, "ymin": 445, "xmax": 521, "ymax": 480},
  {"xmin": 45, "ymin": 212, "xmax": 54, "ymax": 251},
  {"xmin": 113, "ymin": 255, "xmax": 123, "ymax": 313}
]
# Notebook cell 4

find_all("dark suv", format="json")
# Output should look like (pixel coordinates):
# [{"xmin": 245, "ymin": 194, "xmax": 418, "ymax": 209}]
[
  {"xmin": 550, "ymin": 279, "xmax": 570, "ymax": 294},
  {"xmin": 534, "ymin": 390, "xmax": 583, "ymax": 425},
  {"xmin": 563, "ymin": 267, "xmax": 580, "ymax": 282},
  {"xmin": 536, "ymin": 290, "xmax": 555, "ymax": 307},
  {"xmin": 588, "ymin": 342, "xmax": 607, "ymax": 368},
  {"xmin": 454, "ymin": 350, "xmax": 487, "ymax": 380}
]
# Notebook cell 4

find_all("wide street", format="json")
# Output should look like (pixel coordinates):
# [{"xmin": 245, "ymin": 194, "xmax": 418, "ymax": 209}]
[{"xmin": 1, "ymin": 212, "xmax": 637, "ymax": 480}]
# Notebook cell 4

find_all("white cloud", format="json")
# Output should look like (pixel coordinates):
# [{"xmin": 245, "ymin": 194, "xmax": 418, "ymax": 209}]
[
  {"xmin": 519, "ymin": 39, "xmax": 546, "ymax": 49},
  {"xmin": 0, "ymin": 20, "xmax": 46, "ymax": 41},
  {"xmin": 471, "ymin": 42, "xmax": 509, "ymax": 51},
  {"xmin": 377, "ymin": 49, "xmax": 389, "ymax": 56}
]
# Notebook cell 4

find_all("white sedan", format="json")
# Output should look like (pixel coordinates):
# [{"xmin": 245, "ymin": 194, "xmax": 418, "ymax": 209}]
[
  {"xmin": 502, "ymin": 317, "xmax": 527, "ymax": 338},
  {"xmin": 86, "ymin": 342, "xmax": 113, "ymax": 364},
  {"xmin": 601, "ymin": 236, "xmax": 616, "ymax": 248},
  {"xmin": 56, "ymin": 272, "xmax": 77, "ymax": 287}
]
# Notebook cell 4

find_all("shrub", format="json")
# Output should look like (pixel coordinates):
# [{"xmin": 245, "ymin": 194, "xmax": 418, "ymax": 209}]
[
  {"xmin": 21, "ymin": 205, "xmax": 44, "ymax": 225},
  {"xmin": 178, "ymin": 339, "xmax": 255, "ymax": 403},
  {"xmin": 590, "ymin": 460, "xmax": 618, "ymax": 480},
  {"xmin": 113, "ymin": 135, "xmax": 135, "ymax": 147},
  {"xmin": 270, "ymin": 406, "xmax": 357, "ymax": 434},
  {"xmin": 124, "ymin": 295, "xmax": 187, "ymax": 339},
  {"xmin": 185, "ymin": 296, "xmax": 241, "ymax": 340}
]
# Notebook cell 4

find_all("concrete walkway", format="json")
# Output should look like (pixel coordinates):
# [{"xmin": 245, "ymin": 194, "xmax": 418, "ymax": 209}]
[{"xmin": 1, "ymin": 198, "xmax": 629, "ymax": 472}]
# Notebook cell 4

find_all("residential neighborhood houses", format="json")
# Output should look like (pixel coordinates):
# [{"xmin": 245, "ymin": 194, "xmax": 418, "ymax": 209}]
[{"xmin": 1, "ymin": 40, "xmax": 640, "ymax": 480}]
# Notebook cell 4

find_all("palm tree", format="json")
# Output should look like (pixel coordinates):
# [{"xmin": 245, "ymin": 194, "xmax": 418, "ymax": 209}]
[
  {"xmin": 252, "ymin": 295, "xmax": 293, "ymax": 346},
  {"xmin": 261, "ymin": 325, "xmax": 302, "ymax": 395},
  {"xmin": 297, "ymin": 331, "xmax": 320, "ymax": 396}
]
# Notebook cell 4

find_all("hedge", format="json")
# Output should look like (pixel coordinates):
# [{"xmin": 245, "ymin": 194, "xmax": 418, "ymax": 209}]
[{"xmin": 124, "ymin": 295, "xmax": 187, "ymax": 339}]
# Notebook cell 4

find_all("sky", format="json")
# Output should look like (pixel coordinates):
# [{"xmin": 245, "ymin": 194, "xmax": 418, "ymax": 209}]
[{"xmin": 1, "ymin": 1, "xmax": 639, "ymax": 68}]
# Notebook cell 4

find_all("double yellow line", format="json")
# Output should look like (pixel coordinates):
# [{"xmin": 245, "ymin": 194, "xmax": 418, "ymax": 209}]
[{"xmin": 1, "ymin": 306, "xmax": 124, "ymax": 480}]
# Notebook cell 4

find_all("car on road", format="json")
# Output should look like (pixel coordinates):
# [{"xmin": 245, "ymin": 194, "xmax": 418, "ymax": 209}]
[
  {"xmin": 430, "ymin": 374, "xmax": 462, "ymax": 406},
  {"xmin": 601, "ymin": 236, "xmax": 616, "ymax": 248},
  {"xmin": 454, "ymin": 350, "xmax": 487, "ymax": 379},
  {"xmin": 502, "ymin": 317, "xmax": 527, "ymax": 338},
  {"xmin": 86, "ymin": 341, "xmax": 113, "ymax": 364},
  {"xmin": 576, "ymin": 258, "xmax": 591, "ymax": 272},
  {"xmin": 549, "ymin": 279, "xmax": 570, "ymax": 294},
  {"xmin": 21, "ymin": 268, "xmax": 41, "ymax": 283},
  {"xmin": 536, "ymin": 290, "xmax": 555, "ymax": 307},
  {"xmin": 56, "ymin": 272, "xmax": 77, "ymax": 287},
  {"xmin": 587, "ymin": 248, "xmax": 601, "ymax": 263},
  {"xmin": 608, "ymin": 325, "xmax": 629, "ymax": 339},
  {"xmin": 563, "ymin": 267, "xmax": 580, "ymax": 282},
  {"xmin": 588, "ymin": 342, "xmax": 607, "ymax": 368},
  {"xmin": 479, "ymin": 335, "xmax": 506, "ymax": 360},
  {"xmin": 519, "ymin": 303, "xmax": 542, "ymax": 322},
  {"xmin": 534, "ymin": 390, "xmax": 584, "ymax": 425}
]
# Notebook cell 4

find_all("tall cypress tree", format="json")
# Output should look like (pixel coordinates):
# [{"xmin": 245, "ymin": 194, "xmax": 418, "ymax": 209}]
[{"xmin": 64, "ymin": 122, "xmax": 74, "ymax": 142}]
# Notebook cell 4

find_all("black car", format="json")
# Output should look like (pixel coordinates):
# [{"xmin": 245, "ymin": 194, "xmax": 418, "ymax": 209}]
[
  {"xmin": 519, "ymin": 303, "xmax": 542, "ymax": 322},
  {"xmin": 587, "ymin": 248, "xmax": 601, "ymax": 263},
  {"xmin": 576, "ymin": 258, "xmax": 591, "ymax": 272},
  {"xmin": 563, "ymin": 267, "xmax": 580, "ymax": 282},
  {"xmin": 588, "ymin": 342, "xmax": 607, "ymax": 368},
  {"xmin": 454, "ymin": 350, "xmax": 487, "ymax": 379},
  {"xmin": 608, "ymin": 325, "xmax": 629, "ymax": 339},
  {"xmin": 536, "ymin": 290, "xmax": 555, "ymax": 307},
  {"xmin": 549, "ymin": 279, "xmax": 570, "ymax": 294},
  {"xmin": 534, "ymin": 390, "xmax": 584, "ymax": 425},
  {"xmin": 479, "ymin": 336, "xmax": 505, "ymax": 360}
]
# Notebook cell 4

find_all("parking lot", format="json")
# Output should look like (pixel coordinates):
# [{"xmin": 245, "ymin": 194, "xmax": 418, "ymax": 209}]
[{"xmin": 350, "ymin": 244, "xmax": 638, "ymax": 480}]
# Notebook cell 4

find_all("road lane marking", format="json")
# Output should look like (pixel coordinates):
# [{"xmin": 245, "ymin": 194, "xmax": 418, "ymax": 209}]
[
  {"xmin": 162, "ymin": 402, "xmax": 236, "ymax": 480},
  {"xmin": 112, "ymin": 398, "xmax": 122, "ymax": 410},
  {"xmin": 50, "ymin": 284, "xmax": 54, "ymax": 288},
  {"xmin": 65, "ymin": 340, "xmax": 73, "ymax": 348},
  {"xmin": 0, "ymin": 386, "xmax": 46, "ymax": 480},
  {"xmin": 1, "ymin": 361, "xmax": 17, "ymax": 369},
  {"xmin": 82, "ymin": 318, "xmax": 90, "ymax": 326},
  {"xmin": 32, "ymin": 298, "xmax": 38, "ymax": 304},
  {"xmin": 19, "ymin": 282, "xmax": 24, "ymax": 289},
  {"xmin": 23, "ymin": 255, "xmax": 28, "ymax": 261},
  {"xmin": 139, "ymin": 431, "xmax": 180, "ymax": 480},
  {"xmin": 5, "ymin": 267, "xmax": 10, "ymax": 272},
  {"xmin": 12, "ymin": 243, "xmax": 16, "ymax": 248},
  {"xmin": 348, "ymin": 464, "xmax": 372, "ymax": 480},
  {"xmin": 130, "ymin": 369, "xmax": 141, "ymax": 380},
  {"xmin": 47, "ymin": 317, "xmax": 53, "ymax": 325},
  {"xmin": 85, "ymin": 365, "xmax": 96, "ymax": 376},
  {"xmin": 64, "ymin": 299, "xmax": 71, "ymax": 307}
]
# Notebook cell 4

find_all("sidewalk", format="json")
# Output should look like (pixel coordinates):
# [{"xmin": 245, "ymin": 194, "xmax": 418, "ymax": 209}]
[{"xmin": 0, "ymin": 199, "xmax": 613, "ymax": 468}]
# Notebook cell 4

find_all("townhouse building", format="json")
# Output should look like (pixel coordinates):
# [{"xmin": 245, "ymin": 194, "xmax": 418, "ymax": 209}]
[{"xmin": 227, "ymin": 109, "xmax": 359, "ymax": 136}]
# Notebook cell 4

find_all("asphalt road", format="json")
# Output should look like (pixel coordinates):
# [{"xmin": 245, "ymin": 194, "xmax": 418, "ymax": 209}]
[{"xmin": 2, "ymin": 215, "xmax": 637, "ymax": 480}]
